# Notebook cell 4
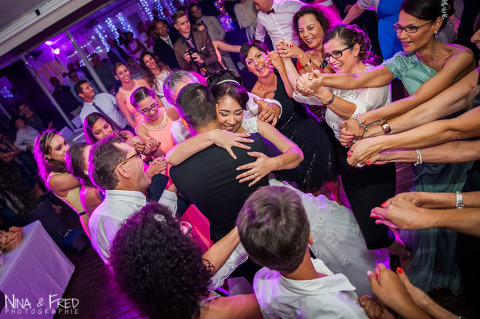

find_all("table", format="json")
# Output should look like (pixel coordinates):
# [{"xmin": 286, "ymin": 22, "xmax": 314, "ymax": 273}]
[{"xmin": 0, "ymin": 221, "xmax": 75, "ymax": 318}]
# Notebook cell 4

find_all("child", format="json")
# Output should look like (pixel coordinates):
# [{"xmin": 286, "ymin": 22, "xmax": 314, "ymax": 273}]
[{"xmin": 237, "ymin": 186, "xmax": 367, "ymax": 318}]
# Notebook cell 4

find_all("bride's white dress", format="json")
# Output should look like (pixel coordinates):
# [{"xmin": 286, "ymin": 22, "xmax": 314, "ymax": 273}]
[{"xmin": 243, "ymin": 117, "xmax": 389, "ymax": 295}]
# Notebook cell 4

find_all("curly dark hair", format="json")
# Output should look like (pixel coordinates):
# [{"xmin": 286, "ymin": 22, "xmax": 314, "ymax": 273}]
[
  {"xmin": 237, "ymin": 186, "xmax": 310, "ymax": 273},
  {"xmin": 139, "ymin": 51, "xmax": 171, "ymax": 91},
  {"xmin": 293, "ymin": 5, "xmax": 330, "ymax": 50},
  {"xmin": 324, "ymin": 24, "xmax": 378, "ymax": 65},
  {"xmin": 34, "ymin": 129, "xmax": 68, "ymax": 183},
  {"xmin": 110, "ymin": 202, "xmax": 212, "ymax": 319}
]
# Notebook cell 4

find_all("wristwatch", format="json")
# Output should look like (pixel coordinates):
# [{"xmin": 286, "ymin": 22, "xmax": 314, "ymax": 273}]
[{"xmin": 455, "ymin": 191, "xmax": 464, "ymax": 209}]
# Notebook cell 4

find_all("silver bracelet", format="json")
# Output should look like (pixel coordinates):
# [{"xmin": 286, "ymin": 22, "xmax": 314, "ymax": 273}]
[
  {"xmin": 353, "ymin": 114, "xmax": 368, "ymax": 132},
  {"xmin": 456, "ymin": 191, "xmax": 464, "ymax": 209},
  {"xmin": 414, "ymin": 148, "xmax": 423, "ymax": 166}
]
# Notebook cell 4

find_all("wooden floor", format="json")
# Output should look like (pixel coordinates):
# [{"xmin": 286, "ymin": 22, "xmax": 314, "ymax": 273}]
[{"xmin": 53, "ymin": 163, "xmax": 473, "ymax": 318}]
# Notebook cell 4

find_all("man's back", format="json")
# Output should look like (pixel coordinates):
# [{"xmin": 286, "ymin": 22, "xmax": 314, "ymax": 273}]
[{"xmin": 170, "ymin": 133, "xmax": 300, "ymax": 241}]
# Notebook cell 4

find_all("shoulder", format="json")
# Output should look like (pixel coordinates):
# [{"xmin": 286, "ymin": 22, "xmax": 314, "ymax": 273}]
[
  {"xmin": 254, "ymin": 267, "xmax": 278, "ymax": 290},
  {"xmin": 137, "ymin": 78, "xmax": 150, "ymax": 87},
  {"xmin": 166, "ymin": 107, "xmax": 179, "ymax": 120},
  {"xmin": 442, "ymin": 43, "xmax": 475, "ymax": 66}
]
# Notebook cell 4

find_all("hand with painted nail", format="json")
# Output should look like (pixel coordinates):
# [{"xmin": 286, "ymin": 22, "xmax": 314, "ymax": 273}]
[
  {"xmin": 236, "ymin": 152, "xmax": 276, "ymax": 187},
  {"xmin": 371, "ymin": 197, "xmax": 428, "ymax": 230},
  {"xmin": 366, "ymin": 264, "xmax": 431, "ymax": 319},
  {"xmin": 347, "ymin": 136, "xmax": 383, "ymax": 167}
]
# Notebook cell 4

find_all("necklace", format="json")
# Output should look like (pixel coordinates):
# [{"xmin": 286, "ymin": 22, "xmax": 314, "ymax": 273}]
[
  {"xmin": 427, "ymin": 47, "xmax": 440, "ymax": 78},
  {"xmin": 142, "ymin": 108, "xmax": 168, "ymax": 131}
]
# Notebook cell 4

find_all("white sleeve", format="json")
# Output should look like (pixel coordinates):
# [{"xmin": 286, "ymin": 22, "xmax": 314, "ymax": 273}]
[
  {"xmin": 246, "ymin": 92, "xmax": 284, "ymax": 118},
  {"xmin": 350, "ymin": 84, "xmax": 391, "ymax": 118},
  {"xmin": 292, "ymin": 91, "xmax": 324, "ymax": 106},
  {"xmin": 356, "ymin": 0, "xmax": 378, "ymax": 11},
  {"xmin": 14, "ymin": 131, "xmax": 27, "ymax": 152},
  {"xmin": 255, "ymin": 16, "xmax": 266, "ymax": 42},
  {"xmin": 158, "ymin": 190, "xmax": 178, "ymax": 215},
  {"xmin": 207, "ymin": 243, "xmax": 249, "ymax": 291}
]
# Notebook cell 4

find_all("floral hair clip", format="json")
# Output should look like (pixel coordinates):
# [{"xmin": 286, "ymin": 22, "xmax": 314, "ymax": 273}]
[
  {"xmin": 154, "ymin": 214, "xmax": 166, "ymax": 223},
  {"xmin": 440, "ymin": 0, "xmax": 448, "ymax": 19}
]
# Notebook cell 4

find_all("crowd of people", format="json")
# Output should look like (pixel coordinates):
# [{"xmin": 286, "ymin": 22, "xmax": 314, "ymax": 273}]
[{"xmin": 1, "ymin": 0, "xmax": 480, "ymax": 317}]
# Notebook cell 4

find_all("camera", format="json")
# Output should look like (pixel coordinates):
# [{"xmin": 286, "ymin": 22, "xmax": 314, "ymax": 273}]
[{"xmin": 186, "ymin": 46, "xmax": 198, "ymax": 61}]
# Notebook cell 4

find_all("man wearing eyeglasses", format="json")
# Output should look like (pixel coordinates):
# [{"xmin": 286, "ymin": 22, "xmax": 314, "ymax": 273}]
[{"xmin": 88, "ymin": 136, "xmax": 170, "ymax": 263}]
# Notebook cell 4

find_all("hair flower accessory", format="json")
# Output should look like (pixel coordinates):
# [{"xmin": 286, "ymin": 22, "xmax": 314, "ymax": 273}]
[{"xmin": 440, "ymin": 0, "xmax": 448, "ymax": 19}]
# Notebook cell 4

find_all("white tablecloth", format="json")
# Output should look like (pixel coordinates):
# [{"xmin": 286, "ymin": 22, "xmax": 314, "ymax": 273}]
[{"xmin": 0, "ymin": 221, "xmax": 75, "ymax": 318}]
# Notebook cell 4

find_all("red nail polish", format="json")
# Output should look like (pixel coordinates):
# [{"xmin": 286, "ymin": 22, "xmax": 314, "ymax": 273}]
[
  {"xmin": 366, "ymin": 160, "xmax": 370, "ymax": 165},
  {"xmin": 381, "ymin": 202, "xmax": 386, "ymax": 207},
  {"xmin": 397, "ymin": 267, "xmax": 403, "ymax": 274}
]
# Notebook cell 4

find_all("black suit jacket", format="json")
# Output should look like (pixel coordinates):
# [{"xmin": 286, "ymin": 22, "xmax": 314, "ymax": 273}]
[
  {"xmin": 170, "ymin": 133, "xmax": 301, "ymax": 242},
  {"xmin": 107, "ymin": 46, "xmax": 130, "ymax": 64},
  {"xmin": 154, "ymin": 32, "xmax": 180, "ymax": 70}
]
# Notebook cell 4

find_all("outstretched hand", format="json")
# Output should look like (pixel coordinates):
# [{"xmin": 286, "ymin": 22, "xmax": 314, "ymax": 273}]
[
  {"xmin": 267, "ymin": 51, "xmax": 285, "ymax": 71},
  {"xmin": 346, "ymin": 136, "xmax": 382, "ymax": 167},
  {"xmin": 371, "ymin": 197, "xmax": 427, "ymax": 230},
  {"xmin": 276, "ymin": 39, "xmax": 304, "ymax": 59},
  {"xmin": 236, "ymin": 152, "xmax": 277, "ymax": 187},
  {"xmin": 296, "ymin": 69, "xmax": 324, "ymax": 96}
]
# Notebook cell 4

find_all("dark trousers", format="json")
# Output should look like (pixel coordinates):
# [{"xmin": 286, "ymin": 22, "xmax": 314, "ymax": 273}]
[{"xmin": 336, "ymin": 140, "xmax": 396, "ymax": 249}]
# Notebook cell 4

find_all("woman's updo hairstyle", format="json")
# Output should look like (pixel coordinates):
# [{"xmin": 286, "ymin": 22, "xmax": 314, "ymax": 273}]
[
  {"xmin": 211, "ymin": 82, "xmax": 249, "ymax": 111},
  {"xmin": 131, "ymin": 87, "xmax": 156, "ymax": 109},
  {"xmin": 293, "ymin": 5, "xmax": 330, "ymax": 50},
  {"xmin": 401, "ymin": 0, "xmax": 454, "ymax": 30},
  {"xmin": 324, "ymin": 24, "xmax": 378, "ymax": 65}
]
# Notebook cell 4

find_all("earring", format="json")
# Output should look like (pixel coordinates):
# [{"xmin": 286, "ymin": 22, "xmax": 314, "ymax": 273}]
[{"xmin": 434, "ymin": 31, "xmax": 438, "ymax": 35}]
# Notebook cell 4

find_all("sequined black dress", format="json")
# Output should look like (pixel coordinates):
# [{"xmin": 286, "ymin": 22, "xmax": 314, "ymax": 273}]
[{"xmin": 273, "ymin": 74, "xmax": 337, "ymax": 187}]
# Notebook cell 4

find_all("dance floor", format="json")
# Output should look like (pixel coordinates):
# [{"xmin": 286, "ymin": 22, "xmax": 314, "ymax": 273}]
[{"xmin": 50, "ymin": 163, "xmax": 474, "ymax": 319}]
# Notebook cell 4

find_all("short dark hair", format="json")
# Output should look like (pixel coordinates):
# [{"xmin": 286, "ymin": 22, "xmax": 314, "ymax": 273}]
[
  {"xmin": 74, "ymin": 79, "xmax": 89, "ymax": 97},
  {"xmin": 293, "ymin": 5, "xmax": 330, "ymax": 50},
  {"xmin": 65, "ymin": 142, "xmax": 92, "ymax": 186},
  {"xmin": 110, "ymin": 202, "xmax": 212, "ymax": 319},
  {"xmin": 237, "ymin": 186, "xmax": 310, "ymax": 273},
  {"xmin": 89, "ymin": 135, "xmax": 126, "ymax": 191},
  {"xmin": 211, "ymin": 82, "xmax": 249, "ymax": 110},
  {"xmin": 401, "ymin": 0, "xmax": 453, "ymax": 30},
  {"xmin": 83, "ymin": 112, "xmax": 119, "ymax": 144},
  {"xmin": 176, "ymin": 84, "xmax": 217, "ymax": 130},
  {"xmin": 131, "ymin": 87, "xmax": 156, "ymax": 109},
  {"xmin": 239, "ymin": 40, "xmax": 268, "ymax": 68},
  {"xmin": 172, "ymin": 10, "xmax": 187, "ymax": 25}
]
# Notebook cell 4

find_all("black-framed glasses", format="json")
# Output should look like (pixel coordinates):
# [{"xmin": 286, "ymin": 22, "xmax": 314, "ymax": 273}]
[
  {"xmin": 139, "ymin": 102, "xmax": 158, "ymax": 115},
  {"xmin": 392, "ymin": 21, "xmax": 432, "ymax": 33},
  {"xmin": 117, "ymin": 150, "xmax": 141, "ymax": 167},
  {"xmin": 322, "ymin": 43, "xmax": 355, "ymax": 61}
]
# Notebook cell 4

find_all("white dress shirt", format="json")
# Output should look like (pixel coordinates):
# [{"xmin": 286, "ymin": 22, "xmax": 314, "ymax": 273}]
[
  {"xmin": 255, "ymin": 0, "xmax": 305, "ymax": 46},
  {"xmin": 80, "ymin": 93, "xmax": 128, "ymax": 129},
  {"xmin": 89, "ymin": 190, "xmax": 147, "ymax": 263},
  {"xmin": 14, "ymin": 126, "xmax": 39, "ymax": 152},
  {"xmin": 254, "ymin": 258, "xmax": 368, "ymax": 318}
]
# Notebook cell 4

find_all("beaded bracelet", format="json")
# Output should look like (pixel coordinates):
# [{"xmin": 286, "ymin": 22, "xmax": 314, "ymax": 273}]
[
  {"xmin": 353, "ymin": 114, "xmax": 368, "ymax": 132},
  {"xmin": 324, "ymin": 93, "xmax": 335, "ymax": 106}
]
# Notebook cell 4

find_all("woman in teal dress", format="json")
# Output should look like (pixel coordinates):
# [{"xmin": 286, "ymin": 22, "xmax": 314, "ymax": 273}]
[{"xmin": 297, "ymin": 0, "xmax": 476, "ymax": 294}]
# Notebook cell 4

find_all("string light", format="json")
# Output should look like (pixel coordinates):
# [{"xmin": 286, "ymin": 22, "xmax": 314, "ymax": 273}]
[{"xmin": 116, "ymin": 13, "xmax": 133, "ymax": 33}]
